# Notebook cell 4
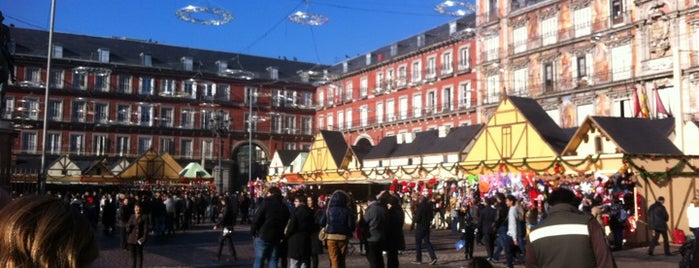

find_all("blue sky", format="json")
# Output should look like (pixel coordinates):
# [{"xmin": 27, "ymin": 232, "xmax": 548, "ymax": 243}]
[{"xmin": 3, "ymin": 0, "xmax": 469, "ymax": 65}]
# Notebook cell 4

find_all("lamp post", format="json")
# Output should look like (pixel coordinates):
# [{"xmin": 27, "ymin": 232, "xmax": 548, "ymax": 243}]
[
  {"xmin": 38, "ymin": 0, "xmax": 56, "ymax": 194},
  {"xmin": 210, "ymin": 109, "xmax": 229, "ymax": 194}
]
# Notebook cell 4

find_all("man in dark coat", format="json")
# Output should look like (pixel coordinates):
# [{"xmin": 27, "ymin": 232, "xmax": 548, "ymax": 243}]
[
  {"xmin": 478, "ymin": 197, "xmax": 497, "ymax": 260},
  {"xmin": 648, "ymin": 196, "xmax": 672, "ymax": 256},
  {"xmin": 385, "ymin": 193, "xmax": 405, "ymax": 268},
  {"xmin": 213, "ymin": 196, "xmax": 237, "ymax": 262},
  {"xmin": 102, "ymin": 193, "xmax": 117, "ymax": 236},
  {"xmin": 251, "ymin": 187, "xmax": 290, "ymax": 268},
  {"xmin": 364, "ymin": 193, "xmax": 387, "ymax": 268},
  {"xmin": 412, "ymin": 195, "xmax": 438, "ymax": 265},
  {"xmin": 119, "ymin": 196, "xmax": 134, "ymax": 250},
  {"xmin": 286, "ymin": 195, "xmax": 315, "ymax": 268}
]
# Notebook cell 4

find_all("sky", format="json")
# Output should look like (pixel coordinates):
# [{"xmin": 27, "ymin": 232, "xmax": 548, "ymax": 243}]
[{"xmin": 3, "ymin": 0, "xmax": 471, "ymax": 66}]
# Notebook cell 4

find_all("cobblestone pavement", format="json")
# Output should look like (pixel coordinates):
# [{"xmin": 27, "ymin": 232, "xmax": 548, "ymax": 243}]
[{"xmin": 92, "ymin": 223, "xmax": 682, "ymax": 268}]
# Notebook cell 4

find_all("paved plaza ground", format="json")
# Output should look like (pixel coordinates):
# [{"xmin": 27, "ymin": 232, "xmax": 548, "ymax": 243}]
[{"xmin": 92, "ymin": 222, "xmax": 682, "ymax": 268}]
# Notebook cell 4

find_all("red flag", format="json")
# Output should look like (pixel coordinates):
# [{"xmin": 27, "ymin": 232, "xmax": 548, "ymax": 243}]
[
  {"xmin": 632, "ymin": 88, "xmax": 641, "ymax": 118},
  {"xmin": 653, "ymin": 86, "xmax": 671, "ymax": 118}
]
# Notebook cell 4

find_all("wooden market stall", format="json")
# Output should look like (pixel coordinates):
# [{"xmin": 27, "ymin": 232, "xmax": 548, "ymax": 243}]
[{"xmin": 118, "ymin": 150, "xmax": 184, "ymax": 185}]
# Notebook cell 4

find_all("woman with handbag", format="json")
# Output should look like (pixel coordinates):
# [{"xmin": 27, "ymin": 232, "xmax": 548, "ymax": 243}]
[{"xmin": 319, "ymin": 190, "xmax": 356, "ymax": 268}]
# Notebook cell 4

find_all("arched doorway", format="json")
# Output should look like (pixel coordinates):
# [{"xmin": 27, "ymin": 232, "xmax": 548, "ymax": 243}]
[{"xmin": 231, "ymin": 141, "xmax": 270, "ymax": 192}]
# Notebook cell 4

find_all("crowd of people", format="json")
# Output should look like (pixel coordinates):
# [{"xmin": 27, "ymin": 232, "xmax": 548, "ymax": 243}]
[{"xmin": 0, "ymin": 174, "xmax": 697, "ymax": 268}]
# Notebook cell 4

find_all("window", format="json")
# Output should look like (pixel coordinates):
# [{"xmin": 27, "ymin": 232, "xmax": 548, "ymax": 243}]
[
  {"xmin": 512, "ymin": 26, "xmax": 527, "ymax": 54},
  {"xmin": 70, "ymin": 134, "xmax": 85, "ymax": 155},
  {"xmin": 342, "ymin": 62, "xmax": 348, "ymax": 73},
  {"xmin": 359, "ymin": 106, "xmax": 369, "ymax": 127},
  {"xmin": 285, "ymin": 115, "xmax": 297, "ymax": 134},
  {"xmin": 301, "ymin": 116, "xmax": 312, "ymax": 135},
  {"xmin": 25, "ymin": 67, "xmax": 41, "ymax": 85},
  {"xmin": 574, "ymin": 7, "xmax": 592, "ymax": 38},
  {"xmin": 397, "ymin": 65, "xmax": 407, "ymax": 87},
  {"xmin": 98, "ymin": 48, "xmax": 110, "ymax": 63},
  {"xmin": 513, "ymin": 68, "xmax": 528, "ymax": 96},
  {"xmin": 52, "ymin": 44, "xmax": 63, "ymax": 59},
  {"xmin": 376, "ymin": 102, "xmax": 384, "ymax": 124},
  {"xmin": 442, "ymin": 86, "xmax": 453, "ymax": 112},
  {"xmin": 360, "ymin": 77, "xmax": 368, "ymax": 97},
  {"xmin": 365, "ymin": 53, "xmax": 372, "ymax": 65},
  {"xmin": 93, "ymin": 134, "xmax": 109, "ymax": 156},
  {"xmin": 611, "ymin": 44, "xmax": 632, "ymax": 81},
  {"xmin": 267, "ymin": 67, "xmax": 278, "ymax": 80},
  {"xmin": 216, "ymin": 84, "xmax": 230, "ymax": 100},
  {"xmin": 543, "ymin": 62, "xmax": 555, "ymax": 92},
  {"xmin": 21, "ymin": 98, "xmax": 40, "ymax": 120},
  {"xmin": 413, "ymin": 94, "xmax": 423, "ymax": 117},
  {"xmin": 345, "ymin": 108, "xmax": 353, "ymax": 129},
  {"xmin": 417, "ymin": 34, "xmax": 425, "ymax": 47},
  {"xmin": 375, "ymin": 71, "xmax": 385, "ymax": 91},
  {"xmin": 116, "ymin": 136, "xmax": 130, "ymax": 156},
  {"xmin": 161, "ymin": 79, "xmax": 176, "ymax": 96},
  {"xmin": 202, "ymin": 139, "xmax": 214, "ymax": 159},
  {"xmin": 399, "ymin": 96, "xmax": 409, "ymax": 120},
  {"xmin": 160, "ymin": 107, "xmax": 174, "ymax": 127},
  {"xmin": 181, "ymin": 139, "xmax": 193, "ymax": 158},
  {"xmin": 95, "ymin": 103, "xmax": 109, "ymax": 125},
  {"xmin": 411, "ymin": 61, "xmax": 421, "ymax": 82},
  {"xmin": 94, "ymin": 75, "xmax": 109, "ymax": 92},
  {"xmin": 118, "ymin": 74, "xmax": 132, "ymax": 94},
  {"xmin": 426, "ymin": 91, "xmax": 436, "ymax": 114},
  {"xmin": 47, "ymin": 133, "xmax": 61, "ymax": 155},
  {"xmin": 426, "ymin": 56, "xmax": 437, "ymax": 79},
  {"xmin": 441, "ymin": 52, "xmax": 453, "ymax": 75},
  {"xmin": 486, "ymin": 74, "xmax": 500, "ymax": 104},
  {"xmin": 386, "ymin": 69, "xmax": 394, "ymax": 89},
  {"xmin": 139, "ymin": 76, "xmax": 154, "ymax": 95},
  {"xmin": 181, "ymin": 108, "xmax": 194, "ymax": 128},
  {"xmin": 48, "ymin": 99, "xmax": 63, "ymax": 122},
  {"xmin": 459, "ymin": 82, "xmax": 472, "ymax": 109},
  {"xmin": 72, "ymin": 72, "xmax": 87, "ymax": 90},
  {"xmin": 21, "ymin": 132, "xmax": 37, "ymax": 153},
  {"xmin": 141, "ymin": 53, "xmax": 152, "ymax": 67},
  {"xmin": 345, "ymin": 81, "xmax": 353, "ymax": 101},
  {"xmin": 542, "ymin": 16, "xmax": 558, "ymax": 46},
  {"xmin": 138, "ymin": 104, "xmax": 153, "ymax": 126},
  {"xmin": 485, "ymin": 36, "xmax": 499, "ymax": 61},
  {"xmin": 217, "ymin": 61, "xmax": 228, "ymax": 73},
  {"xmin": 245, "ymin": 87, "xmax": 258, "ymax": 105},
  {"xmin": 488, "ymin": 0, "xmax": 498, "ymax": 21},
  {"xmin": 201, "ymin": 82, "xmax": 215, "ymax": 101},
  {"xmin": 576, "ymin": 55, "xmax": 587, "ymax": 79},
  {"xmin": 71, "ymin": 100, "xmax": 87, "ymax": 123},
  {"xmin": 49, "ymin": 69, "xmax": 64, "ymax": 89},
  {"xmin": 138, "ymin": 136, "xmax": 152, "ymax": 155},
  {"xmin": 611, "ymin": 0, "xmax": 624, "ymax": 25},
  {"xmin": 117, "ymin": 104, "xmax": 131, "ymax": 124},
  {"xmin": 183, "ymin": 80, "xmax": 196, "ymax": 99},
  {"xmin": 182, "ymin": 56, "xmax": 193, "ymax": 71},
  {"xmin": 337, "ymin": 111, "xmax": 344, "ymax": 130},
  {"xmin": 449, "ymin": 21, "xmax": 457, "ymax": 35},
  {"xmin": 386, "ymin": 99, "xmax": 395, "ymax": 122},
  {"xmin": 159, "ymin": 137, "xmax": 175, "ymax": 155},
  {"xmin": 326, "ymin": 114, "xmax": 334, "ymax": 130},
  {"xmin": 458, "ymin": 47, "xmax": 470, "ymax": 69},
  {"xmin": 390, "ymin": 44, "xmax": 398, "ymax": 56}
]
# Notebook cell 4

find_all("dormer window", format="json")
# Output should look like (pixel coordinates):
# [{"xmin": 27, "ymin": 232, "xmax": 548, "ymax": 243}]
[
  {"xmin": 52, "ymin": 44, "xmax": 63, "ymax": 59},
  {"xmin": 267, "ymin": 67, "xmax": 279, "ymax": 80},
  {"xmin": 181, "ymin": 56, "xmax": 193, "ymax": 71},
  {"xmin": 417, "ymin": 34, "xmax": 425, "ymax": 47},
  {"xmin": 390, "ymin": 44, "xmax": 398, "ymax": 56},
  {"xmin": 216, "ymin": 60, "xmax": 228, "ymax": 73},
  {"xmin": 449, "ymin": 21, "xmax": 457, "ymax": 35},
  {"xmin": 98, "ymin": 48, "xmax": 110, "ymax": 63},
  {"xmin": 342, "ymin": 62, "xmax": 348, "ymax": 73},
  {"xmin": 140, "ymin": 53, "xmax": 152, "ymax": 67},
  {"xmin": 365, "ymin": 53, "xmax": 371, "ymax": 66}
]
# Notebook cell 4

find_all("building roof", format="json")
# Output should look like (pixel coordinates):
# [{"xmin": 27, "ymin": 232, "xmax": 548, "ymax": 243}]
[
  {"xmin": 327, "ymin": 14, "xmax": 476, "ymax": 74},
  {"xmin": 363, "ymin": 124, "xmax": 483, "ymax": 160},
  {"xmin": 277, "ymin": 150, "xmax": 308, "ymax": 166},
  {"xmin": 320, "ymin": 130, "xmax": 350, "ymax": 167},
  {"xmin": 508, "ymin": 96, "xmax": 571, "ymax": 154},
  {"xmin": 10, "ymin": 27, "xmax": 326, "ymax": 83},
  {"xmin": 589, "ymin": 116, "xmax": 681, "ymax": 155}
]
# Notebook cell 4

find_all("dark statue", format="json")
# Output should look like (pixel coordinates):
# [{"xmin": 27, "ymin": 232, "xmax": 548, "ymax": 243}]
[{"xmin": 0, "ymin": 11, "xmax": 16, "ymax": 115}]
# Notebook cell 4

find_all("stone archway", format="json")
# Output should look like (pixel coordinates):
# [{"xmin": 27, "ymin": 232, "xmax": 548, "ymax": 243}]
[{"xmin": 230, "ymin": 140, "xmax": 270, "ymax": 192}]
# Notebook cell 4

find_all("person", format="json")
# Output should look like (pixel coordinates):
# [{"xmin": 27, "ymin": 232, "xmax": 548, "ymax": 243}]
[
  {"xmin": 525, "ymin": 187, "xmax": 616, "ymax": 268},
  {"xmin": 608, "ymin": 199, "xmax": 627, "ymax": 251},
  {"xmin": 0, "ymin": 195, "xmax": 98, "ymax": 268},
  {"xmin": 307, "ymin": 195, "xmax": 323, "ymax": 268},
  {"xmin": 385, "ymin": 193, "xmax": 406, "ymax": 268},
  {"xmin": 286, "ymin": 195, "xmax": 315, "ymax": 268},
  {"xmin": 491, "ymin": 192, "xmax": 509, "ymax": 263},
  {"xmin": 412, "ymin": 195, "xmax": 438, "ymax": 265},
  {"xmin": 356, "ymin": 205, "xmax": 369, "ymax": 255},
  {"xmin": 119, "ymin": 195, "xmax": 135, "ymax": 250},
  {"xmin": 250, "ymin": 186, "xmax": 290, "ymax": 268},
  {"xmin": 319, "ymin": 190, "xmax": 356, "ymax": 268},
  {"xmin": 213, "ymin": 196, "xmax": 237, "ymax": 262},
  {"xmin": 687, "ymin": 198, "xmax": 699, "ymax": 242},
  {"xmin": 503, "ymin": 195, "xmax": 519, "ymax": 268},
  {"xmin": 364, "ymin": 193, "xmax": 387, "ymax": 268},
  {"xmin": 479, "ymin": 197, "xmax": 497, "ymax": 261},
  {"xmin": 648, "ymin": 196, "xmax": 672, "ymax": 256},
  {"xmin": 102, "ymin": 193, "xmax": 117, "ymax": 236},
  {"xmin": 460, "ymin": 204, "xmax": 477, "ymax": 260},
  {"xmin": 240, "ymin": 192, "xmax": 252, "ymax": 224},
  {"xmin": 127, "ymin": 202, "xmax": 150, "ymax": 268}
]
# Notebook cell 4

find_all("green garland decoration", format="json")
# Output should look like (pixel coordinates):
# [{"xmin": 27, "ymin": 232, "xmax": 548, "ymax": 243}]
[{"xmin": 623, "ymin": 154, "xmax": 689, "ymax": 182}]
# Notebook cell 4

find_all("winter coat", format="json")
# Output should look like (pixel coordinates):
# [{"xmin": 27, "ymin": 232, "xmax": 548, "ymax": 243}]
[
  {"xmin": 319, "ymin": 191, "xmax": 356, "ymax": 238},
  {"xmin": 286, "ymin": 205, "xmax": 315, "ymax": 259},
  {"xmin": 251, "ymin": 194, "xmax": 290, "ymax": 242},
  {"xmin": 648, "ymin": 201, "xmax": 669, "ymax": 231},
  {"xmin": 127, "ymin": 214, "xmax": 150, "ymax": 245},
  {"xmin": 364, "ymin": 201, "xmax": 387, "ymax": 242},
  {"xmin": 385, "ymin": 204, "xmax": 406, "ymax": 251},
  {"xmin": 414, "ymin": 200, "xmax": 434, "ymax": 232}
]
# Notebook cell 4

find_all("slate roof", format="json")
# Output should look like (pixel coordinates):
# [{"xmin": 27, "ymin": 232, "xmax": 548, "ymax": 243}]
[
  {"xmin": 590, "ymin": 116, "xmax": 681, "ymax": 155},
  {"xmin": 320, "ymin": 130, "xmax": 350, "ymax": 167},
  {"xmin": 326, "ymin": 14, "xmax": 476, "ymax": 74},
  {"xmin": 508, "ymin": 96, "xmax": 570, "ymax": 154},
  {"xmin": 10, "ymin": 27, "xmax": 326, "ymax": 83},
  {"xmin": 363, "ymin": 125, "xmax": 483, "ymax": 160},
  {"xmin": 277, "ymin": 150, "xmax": 308, "ymax": 166}
]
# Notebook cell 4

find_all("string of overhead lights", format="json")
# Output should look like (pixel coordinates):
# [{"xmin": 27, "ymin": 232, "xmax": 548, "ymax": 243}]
[
  {"xmin": 434, "ymin": 0, "xmax": 476, "ymax": 17},
  {"xmin": 175, "ymin": 5, "xmax": 234, "ymax": 26}
]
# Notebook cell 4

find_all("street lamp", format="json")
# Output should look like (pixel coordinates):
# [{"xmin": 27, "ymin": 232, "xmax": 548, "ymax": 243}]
[
  {"xmin": 247, "ymin": 90, "xmax": 269, "ymax": 185},
  {"xmin": 209, "ymin": 109, "xmax": 230, "ymax": 194},
  {"xmin": 38, "ymin": 0, "xmax": 57, "ymax": 194}
]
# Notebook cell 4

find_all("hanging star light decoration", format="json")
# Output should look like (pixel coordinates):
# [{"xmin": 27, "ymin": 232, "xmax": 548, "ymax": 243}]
[
  {"xmin": 434, "ymin": 0, "xmax": 475, "ymax": 17},
  {"xmin": 176, "ymin": 5, "xmax": 234, "ymax": 26},
  {"xmin": 288, "ymin": 10, "xmax": 328, "ymax": 26}
]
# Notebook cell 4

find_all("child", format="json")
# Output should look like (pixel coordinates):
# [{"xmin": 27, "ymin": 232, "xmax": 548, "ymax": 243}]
[{"xmin": 460, "ymin": 205, "xmax": 477, "ymax": 260}]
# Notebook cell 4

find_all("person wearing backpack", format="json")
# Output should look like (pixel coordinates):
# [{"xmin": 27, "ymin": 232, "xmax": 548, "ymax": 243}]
[
  {"xmin": 608, "ymin": 199, "xmax": 627, "ymax": 251},
  {"xmin": 647, "ymin": 196, "xmax": 672, "ymax": 256}
]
